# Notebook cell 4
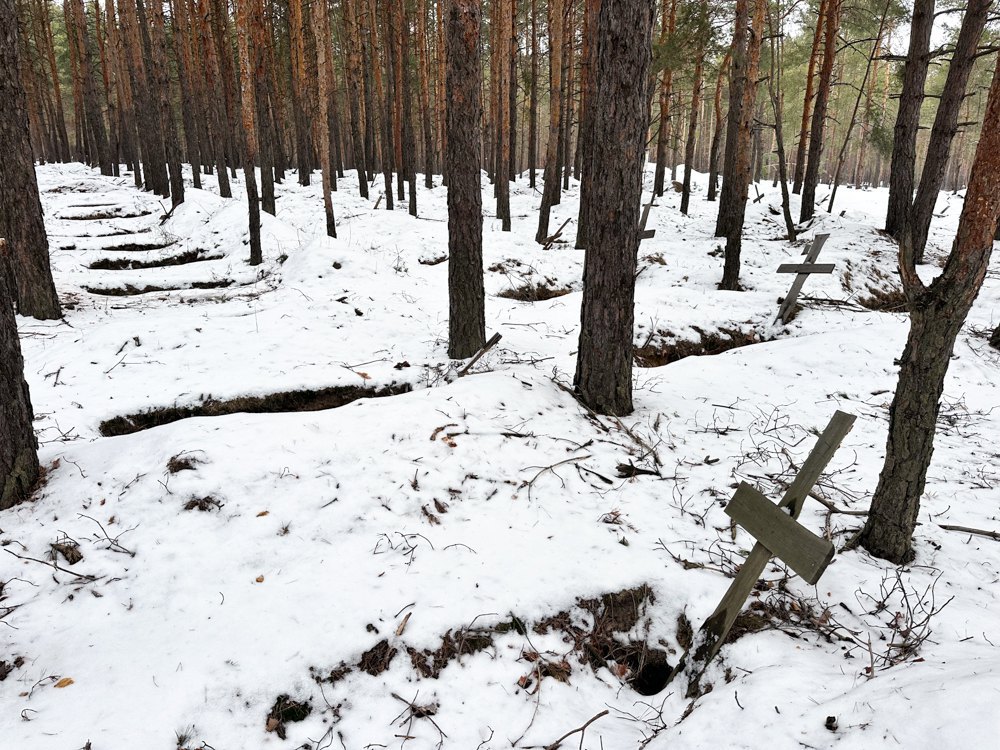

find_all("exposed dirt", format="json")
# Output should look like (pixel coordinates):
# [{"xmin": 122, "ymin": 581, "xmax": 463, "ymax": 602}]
[
  {"xmin": 265, "ymin": 695, "xmax": 311, "ymax": 739},
  {"xmin": 88, "ymin": 250, "xmax": 223, "ymax": 270},
  {"xmin": 99, "ymin": 383, "xmax": 413, "ymax": 436},
  {"xmin": 858, "ymin": 285, "xmax": 909, "ymax": 312},
  {"xmin": 496, "ymin": 281, "xmax": 573, "ymax": 301},
  {"xmin": 634, "ymin": 327, "xmax": 763, "ymax": 367}
]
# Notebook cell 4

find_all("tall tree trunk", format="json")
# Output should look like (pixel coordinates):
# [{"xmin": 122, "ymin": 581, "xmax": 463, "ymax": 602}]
[
  {"xmin": 534, "ymin": 0, "xmax": 563, "ymax": 243},
  {"xmin": 0, "ymin": 239, "xmax": 39, "ymax": 511},
  {"xmin": 445, "ymin": 0, "xmax": 484, "ymax": 359},
  {"xmin": 574, "ymin": 0, "xmax": 653, "ymax": 416},
  {"xmin": 798, "ymin": 0, "xmax": 841, "ymax": 223},
  {"xmin": 1, "ymin": 0, "xmax": 61, "ymax": 321},
  {"xmin": 715, "ymin": 0, "xmax": 751, "ymax": 239},
  {"xmin": 766, "ymin": 6, "xmax": 794, "ymax": 241},
  {"xmin": 908, "ymin": 0, "xmax": 991, "ymax": 264},
  {"xmin": 416, "ymin": 0, "xmax": 434, "ymax": 187},
  {"xmin": 792, "ymin": 0, "xmax": 826, "ymax": 194},
  {"xmin": 706, "ymin": 50, "xmax": 730, "ymax": 202},
  {"xmin": 574, "ymin": 0, "xmax": 600, "ymax": 247},
  {"xmin": 148, "ymin": 0, "xmax": 184, "ymax": 206},
  {"xmin": 884, "ymin": 0, "xmax": 933, "ymax": 238},
  {"xmin": 860, "ymin": 52, "xmax": 1000, "ymax": 565},
  {"xmin": 313, "ymin": 0, "xmax": 337, "ymax": 236},
  {"xmin": 343, "ymin": 0, "xmax": 370, "ymax": 196},
  {"xmin": 196, "ymin": 0, "xmax": 232, "ymax": 197},
  {"xmin": 653, "ymin": 0, "xmax": 676, "ymax": 197},
  {"xmin": 528, "ymin": 0, "xmax": 537, "ymax": 188},
  {"xmin": 826, "ymin": 0, "xmax": 892, "ymax": 213},
  {"xmin": 496, "ymin": 0, "xmax": 512, "ymax": 230},
  {"xmin": 718, "ymin": 0, "xmax": 764, "ymax": 290},
  {"xmin": 289, "ymin": 0, "xmax": 312, "ymax": 185},
  {"xmin": 235, "ymin": 0, "xmax": 263, "ymax": 264},
  {"xmin": 680, "ymin": 4, "xmax": 707, "ymax": 216}
]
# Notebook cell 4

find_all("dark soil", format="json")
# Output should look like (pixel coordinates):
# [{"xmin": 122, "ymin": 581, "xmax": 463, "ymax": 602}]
[
  {"xmin": 84, "ymin": 284, "xmax": 178, "ymax": 296},
  {"xmin": 63, "ymin": 209, "xmax": 154, "ymax": 220},
  {"xmin": 497, "ymin": 282, "xmax": 573, "ymax": 301},
  {"xmin": 88, "ymin": 250, "xmax": 223, "ymax": 270},
  {"xmin": 183, "ymin": 496, "xmax": 223, "ymax": 512},
  {"xmin": 101, "ymin": 241, "xmax": 176, "ymax": 253},
  {"xmin": 99, "ymin": 383, "xmax": 412, "ymax": 436},
  {"xmin": 359, "ymin": 639, "xmax": 398, "ymax": 676},
  {"xmin": 634, "ymin": 327, "xmax": 762, "ymax": 367},
  {"xmin": 265, "ymin": 695, "xmax": 311, "ymax": 739},
  {"xmin": 858, "ymin": 285, "xmax": 909, "ymax": 312}
]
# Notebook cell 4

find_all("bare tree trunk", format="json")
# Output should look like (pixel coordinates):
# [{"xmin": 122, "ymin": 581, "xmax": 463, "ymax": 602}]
[
  {"xmin": 680, "ymin": 2, "xmax": 707, "ymax": 216},
  {"xmin": 313, "ymin": 0, "xmax": 337, "ymax": 235},
  {"xmin": 860, "ymin": 53, "xmax": 1000, "ymax": 565},
  {"xmin": 884, "ymin": 0, "xmax": 933, "ymax": 238},
  {"xmin": 706, "ymin": 50, "xmax": 730, "ymax": 202},
  {"xmin": 574, "ymin": 0, "xmax": 653, "ymax": 416},
  {"xmin": 909, "ymin": 0, "xmax": 990, "ymax": 263},
  {"xmin": 652, "ymin": 0, "xmax": 676, "ymax": 197},
  {"xmin": 235, "ymin": 0, "xmax": 263, "ymax": 263},
  {"xmin": 574, "ymin": 0, "xmax": 600, "ymax": 248},
  {"xmin": 766, "ymin": 6, "xmax": 794, "ymax": 241},
  {"xmin": 496, "ymin": 0, "xmax": 512, "ymax": 230},
  {"xmin": 528, "ymin": 0, "xmax": 537, "ymax": 188},
  {"xmin": 792, "ymin": 0, "xmax": 825, "ymax": 194},
  {"xmin": 534, "ymin": 0, "xmax": 563, "ymax": 243},
  {"xmin": 2, "ymin": 0, "xmax": 60, "ymax": 320},
  {"xmin": 148, "ymin": 0, "xmax": 184, "ymax": 206},
  {"xmin": 799, "ymin": 0, "xmax": 841, "ymax": 223},
  {"xmin": 445, "ymin": 0, "xmax": 484, "ymax": 359}
]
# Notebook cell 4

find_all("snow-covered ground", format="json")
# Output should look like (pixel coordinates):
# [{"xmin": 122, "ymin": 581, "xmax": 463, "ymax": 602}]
[{"xmin": 2, "ymin": 163, "xmax": 998, "ymax": 749}]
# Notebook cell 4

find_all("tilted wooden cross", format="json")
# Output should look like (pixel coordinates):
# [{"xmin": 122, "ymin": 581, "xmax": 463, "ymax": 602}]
[
  {"xmin": 639, "ymin": 196, "xmax": 656, "ymax": 242},
  {"xmin": 774, "ymin": 233, "xmax": 832, "ymax": 324},
  {"xmin": 665, "ymin": 410, "xmax": 856, "ymax": 696}
]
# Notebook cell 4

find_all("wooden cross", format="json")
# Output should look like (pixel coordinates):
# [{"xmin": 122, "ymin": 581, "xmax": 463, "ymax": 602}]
[
  {"xmin": 639, "ymin": 196, "xmax": 656, "ymax": 241},
  {"xmin": 774, "ymin": 233, "xmax": 832, "ymax": 324},
  {"xmin": 666, "ymin": 410, "xmax": 856, "ymax": 696}
]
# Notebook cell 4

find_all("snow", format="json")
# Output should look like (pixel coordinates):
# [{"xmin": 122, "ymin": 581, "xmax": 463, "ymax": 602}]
[{"xmin": 2, "ymin": 163, "xmax": 999, "ymax": 749}]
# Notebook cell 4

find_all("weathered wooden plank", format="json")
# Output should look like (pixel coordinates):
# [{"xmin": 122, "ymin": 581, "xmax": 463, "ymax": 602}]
[
  {"xmin": 640, "ymin": 229, "xmax": 656, "ymax": 240},
  {"xmin": 777, "ymin": 263, "xmax": 835, "ymax": 274},
  {"xmin": 670, "ymin": 410, "xmax": 856, "ymax": 696},
  {"xmin": 725, "ymin": 482, "xmax": 835, "ymax": 585},
  {"xmin": 776, "ymin": 234, "xmax": 833, "ymax": 324}
]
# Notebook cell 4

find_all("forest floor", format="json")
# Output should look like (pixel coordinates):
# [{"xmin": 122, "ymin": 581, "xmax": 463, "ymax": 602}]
[{"xmin": 2, "ymin": 164, "xmax": 999, "ymax": 749}]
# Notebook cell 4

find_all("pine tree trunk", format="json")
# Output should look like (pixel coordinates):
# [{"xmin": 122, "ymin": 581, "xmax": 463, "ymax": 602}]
[
  {"xmin": 148, "ymin": 0, "xmax": 184, "ymax": 206},
  {"xmin": 718, "ymin": 0, "xmax": 764, "ymax": 290},
  {"xmin": 496, "ymin": 0, "xmax": 512, "ymax": 230},
  {"xmin": 792, "ymin": 0, "xmax": 825, "ymax": 194},
  {"xmin": 534, "ymin": 0, "xmax": 563, "ymax": 243},
  {"xmin": 528, "ymin": 0, "xmax": 537, "ymax": 188},
  {"xmin": 653, "ymin": 0, "xmax": 676, "ymax": 197},
  {"xmin": 884, "ymin": 0, "xmax": 933, "ymax": 237},
  {"xmin": 680, "ymin": 7, "xmax": 706, "ymax": 216},
  {"xmin": 908, "ymin": 0, "xmax": 990, "ymax": 263},
  {"xmin": 0, "ymin": 240, "xmax": 39, "ymax": 511},
  {"xmin": 195, "ymin": 0, "xmax": 232, "ymax": 197},
  {"xmin": 798, "ymin": 0, "xmax": 840, "ymax": 223},
  {"xmin": 313, "ymin": 0, "xmax": 337, "ymax": 236},
  {"xmin": 0, "ymin": 0, "xmax": 61, "ymax": 321},
  {"xmin": 235, "ymin": 0, "xmax": 263, "ymax": 263},
  {"xmin": 574, "ymin": 0, "xmax": 600, "ymax": 248},
  {"xmin": 706, "ymin": 50, "xmax": 730, "ymax": 202},
  {"xmin": 416, "ymin": 0, "xmax": 434, "ymax": 187},
  {"xmin": 861, "ymin": 55, "xmax": 1000, "ymax": 564},
  {"xmin": 445, "ymin": 0, "xmax": 484, "ymax": 359},
  {"xmin": 574, "ymin": 0, "xmax": 653, "ymax": 417}
]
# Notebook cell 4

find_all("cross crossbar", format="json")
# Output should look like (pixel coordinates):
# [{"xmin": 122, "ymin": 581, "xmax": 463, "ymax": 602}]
[
  {"xmin": 664, "ymin": 409, "xmax": 856, "ymax": 697},
  {"xmin": 775, "ymin": 233, "xmax": 832, "ymax": 324},
  {"xmin": 777, "ymin": 263, "xmax": 836, "ymax": 274}
]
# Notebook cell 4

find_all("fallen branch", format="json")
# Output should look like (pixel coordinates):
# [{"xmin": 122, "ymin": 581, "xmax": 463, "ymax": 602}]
[
  {"xmin": 543, "ymin": 710, "xmax": 609, "ymax": 750},
  {"xmin": 938, "ymin": 524, "xmax": 1000, "ymax": 541},
  {"xmin": 4, "ymin": 548, "xmax": 97, "ymax": 581}
]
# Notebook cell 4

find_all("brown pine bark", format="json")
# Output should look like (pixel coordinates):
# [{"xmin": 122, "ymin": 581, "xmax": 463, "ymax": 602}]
[
  {"xmin": 908, "ymin": 0, "xmax": 990, "ymax": 264},
  {"xmin": 574, "ymin": 0, "xmax": 600, "ymax": 248},
  {"xmin": 313, "ymin": 0, "xmax": 337, "ymax": 236},
  {"xmin": 342, "ymin": 0, "xmax": 369, "ymax": 195},
  {"xmin": 653, "ymin": 0, "xmax": 676, "ymax": 197},
  {"xmin": 148, "ymin": 0, "xmax": 184, "ymax": 206},
  {"xmin": 718, "ymin": 0, "xmax": 764, "ymax": 290},
  {"xmin": 496, "ymin": 0, "xmax": 512, "ymax": 230},
  {"xmin": 445, "ymin": 0, "xmax": 484, "ymax": 359},
  {"xmin": 791, "ymin": 0, "xmax": 826, "ymax": 195},
  {"xmin": 235, "ymin": 0, "xmax": 263, "ymax": 263},
  {"xmin": 885, "ymin": 0, "xmax": 934, "ymax": 237},
  {"xmin": 680, "ymin": 1, "xmax": 708, "ymax": 216},
  {"xmin": 289, "ymin": 0, "xmax": 313, "ymax": 184},
  {"xmin": 860, "ymin": 52, "xmax": 1000, "ymax": 565},
  {"xmin": 574, "ymin": 0, "xmax": 653, "ymax": 416},
  {"xmin": 706, "ymin": 50, "xmax": 730, "ymax": 202},
  {"xmin": 766, "ymin": 5, "xmax": 794, "ymax": 240},
  {"xmin": 528, "ymin": 0, "xmax": 537, "ymax": 188},
  {"xmin": 1, "ymin": 0, "xmax": 61, "ymax": 321},
  {"xmin": 416, "ymin": 0, "xmax": 434, "ymax": 187},
  {"xmin": 195, "ymin": 0, "xmax": 232, "ymax": 197},
  {"xmin": 34, "ymin": 0, "xmax": 70, "ymax": 161},
  {"xmin": 66, "ymin": 0, "xmax": 112, "ymax": 174},
  {"xmin": 798, "ymin": 0, "xmax": 841, "ymax": 223},
  {"xmin": 0, "ymin": 239, "xmax": 39, "ymax": 511},
  {"xmin": 534, "ymin": 0, "xmax": 563, "ymax": 243}
]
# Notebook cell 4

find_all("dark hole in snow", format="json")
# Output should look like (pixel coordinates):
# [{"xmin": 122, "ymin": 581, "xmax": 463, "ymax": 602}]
[
  {"xmin": 99, "ymin": 383, "xmax": 412, "ymax": 436},
  {"xmin": 62, "ymin": 209, "xmax": 154, "ymax": 220},
  {"xmin": 265, "ymin": 694, "xmax": 311, "ymax": 739},
  {"xmin": 98, "ymin": 241, "xmax": 177, "ymax": 252},
  {"xmin": 359, "ymin": 639, "xmax": 398, "ymax": 676},
  {"xmin": 634, "ymin": 327, "xmax": 762, "ymax": 367}
]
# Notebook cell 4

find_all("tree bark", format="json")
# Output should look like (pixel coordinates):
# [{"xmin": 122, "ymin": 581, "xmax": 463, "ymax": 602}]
[
  {"xmin": 652, "ymin": 0, "xmax": 676, "ymax": 197},
  {"xmin": 706, "ymin": 50, "xmax": 730, "ymax": 202},
  {"xmin": 445, "ymin": 0, "xmax": 485, "ymax": 359},
  {"xmin": 908, "ymin": 0, "xmax": 990, "ymax": 264},
  {"xmin": 884, "ymin": 0, "xmax": 933, "ymax": 238},
  {"xmin": 0, "ymin": 0, "xmax": 61, "ymax": 321},
  {"xmin": 798, "ymin": 0, "xmax": 841, "ymax": 223},
  {"xmin": 574, "ymin": 0, "xmax": 600, "ymax": 248},
  {"xmin": 534, "ymin": 0, "xmax": 563, "ymax": 243},
  {"xmin": 0, "ymin": 240, "xmax": 39, "ymax": 511},
  {"xmin": 792, "ymin": 0, "xmax": 825, "ymax": 194},
  {"xmin": 680, "ymin": 2, "xmax": 707, "ymax": 216},
  {"xmin": 235, "ymin": 0, "xmax": 263, "ymax": 263},
  {"xmin": 573, "ymin": 0, "xmax": 653, "ymax": 416},
  {"xmin": 313, "ymin": 0, "xmax": 337, "ymax": 236},
  {"xmin": 861, "ymin": 52, "xmax": 1000, "ymax": 564}
]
